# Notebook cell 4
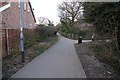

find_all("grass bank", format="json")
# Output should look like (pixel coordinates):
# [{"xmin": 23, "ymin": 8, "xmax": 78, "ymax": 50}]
[
  {"xmin": 89, "ymin": 41, "xmax": 120, "ymax": 74},
  {"xmin": 59, "ymin": 31, "xmax": 78, "ymax": 40}
]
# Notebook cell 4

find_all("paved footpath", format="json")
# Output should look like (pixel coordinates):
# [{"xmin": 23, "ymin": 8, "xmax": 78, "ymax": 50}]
[{"xmin": 11, "ymin": 33, "xmax": 87, "ymax": 78}]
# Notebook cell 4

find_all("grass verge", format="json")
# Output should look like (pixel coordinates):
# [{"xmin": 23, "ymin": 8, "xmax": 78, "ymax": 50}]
[{"xmin": 2, "ymin": 35, "xmax": 58, "ymax": 79}]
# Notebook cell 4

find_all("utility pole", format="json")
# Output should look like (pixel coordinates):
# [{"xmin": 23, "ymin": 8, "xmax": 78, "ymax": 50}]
[{"xmin": 19, "ymin": 0, "xmax": 24, "ymax": 63}]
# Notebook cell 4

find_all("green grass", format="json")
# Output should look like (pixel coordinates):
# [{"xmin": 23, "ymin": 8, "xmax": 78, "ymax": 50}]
[
  {"xmin": 35, "ymin": 46, "xmax": 49, "ymax": 52},
  {"xmin": 35, "ymin": 36, "xmax": 58, "ymax": 52}
]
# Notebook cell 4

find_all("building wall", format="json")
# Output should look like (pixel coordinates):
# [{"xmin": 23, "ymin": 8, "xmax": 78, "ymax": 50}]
[
  {"xmin": 22, "ymin": 2, "xmax": 36, "ymax": 29},
  {"xmin": 2, "ymin": 2, "xmax": 36, "ymax": 29},
  {"xmin": 1, "ymin": 1, "xmax": 36, "ymax": 57}
]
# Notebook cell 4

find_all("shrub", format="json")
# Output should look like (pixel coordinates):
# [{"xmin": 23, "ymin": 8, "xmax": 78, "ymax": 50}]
[
  {"xmin": 24, "ymin": 26, "xmax": 57, "ymax": 48},
  {"xmin": 90, "ymin": 41, "xmax": 120, "ymax": 73}
]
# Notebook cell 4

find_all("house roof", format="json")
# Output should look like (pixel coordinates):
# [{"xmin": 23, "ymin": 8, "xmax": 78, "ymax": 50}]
[
  {"xmin": 28, "ymin": 1, "xmax": 36, "ymax": 22},
  {"xmin": 0, "ymin": 2, "xmax": 9, "ymax": 8}
]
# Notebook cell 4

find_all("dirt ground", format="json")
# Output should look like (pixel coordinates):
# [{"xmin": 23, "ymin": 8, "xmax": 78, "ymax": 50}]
[{"xmin": 75, "ymin": 43, "xmax": 120, "ymax": 78}]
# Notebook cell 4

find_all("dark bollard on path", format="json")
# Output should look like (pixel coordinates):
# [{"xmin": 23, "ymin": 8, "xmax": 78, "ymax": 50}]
[{"xmin": 78, "ymin": 36, "xmax": 82, "ymax": 44}]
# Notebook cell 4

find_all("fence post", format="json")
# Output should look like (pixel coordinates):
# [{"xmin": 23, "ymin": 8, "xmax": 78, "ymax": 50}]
[
  {"xmin": 72, "ymin": 34, "xmax": 73, "ymax": 38},
  {"xmin": 76, "ymin": 35, "xmax": 78, "ymax": 40}
]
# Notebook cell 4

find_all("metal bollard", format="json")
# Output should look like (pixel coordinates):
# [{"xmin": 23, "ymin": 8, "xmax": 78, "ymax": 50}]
[
  {"xmin": 92, "ymin": 37, "xmax": 95, "ymax": 41},
  {"xmin": 78, "ymin": 36, "xmax": 82, "ymax": 43},
  {"xmin": 20, "ymin": 32, "xmax": 25, "ymax": 63}
]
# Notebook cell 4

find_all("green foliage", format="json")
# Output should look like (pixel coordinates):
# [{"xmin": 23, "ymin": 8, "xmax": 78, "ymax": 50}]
[
  {"xmin": 59, "ymin": 24, "xmax": 87, "ymax": 38},
  {"xmin": 83, "ymin": 2, "xmax": 120, "ymax": 74},
  {"xmin": 48, "ymin": 23, "xmax": 54, "ymax": 26},
  {"xmin": 38, "ymin": 24, "xmax": 46, "ymax": 27},
  {"xmin": 36, "ymin": 26, "xmax": 57, "ymax": 39},
  {"xmin": 83, "ymin": 2, "xmax": 120, "ymax": 51},
  {"xmin": 70, "ymin": 27, "xmax": 80, "ymax": 34},
  {"xmin": 24, "ymin": 29, "xmax": 41, "ymax": 48},
  {"xmin": 35, "ymin": 45, "xmax": 49, "ymax": 52},
  {"xmin": 59, "ymin": 31, "xmax": 77, "ymax": 40},
  {"xmin": 24, "ymin": 26, "xmax": 57, "ymax": 48},
  {"xmin": 83, "ymin": 2, "xmax": 120, "ymax": 38},
  {"xmin": 34, "ymin": 36, "xmax": 58, "ymax": 52},
  {"xmin": 59, "ymin": 24, "xmax": 69, "ymax": 33}
]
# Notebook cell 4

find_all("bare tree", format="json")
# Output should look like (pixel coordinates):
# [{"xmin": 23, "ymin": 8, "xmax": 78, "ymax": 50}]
[
  {"xmin": 38, "ymin": 17, "xmax": 49, "ymax": 26},
  {"xmin": 58, "ymin": 0, "xmax": 83, "ymax": 27},
  {"xmin": 38, "ymin": 17, "xmax": 54, "ymax": 26}
]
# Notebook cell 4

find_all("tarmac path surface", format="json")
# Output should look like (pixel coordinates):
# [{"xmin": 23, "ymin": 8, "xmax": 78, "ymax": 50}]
[{"xmin": 11, "ymin": 33, "xmax": 87, "ymax": 78}]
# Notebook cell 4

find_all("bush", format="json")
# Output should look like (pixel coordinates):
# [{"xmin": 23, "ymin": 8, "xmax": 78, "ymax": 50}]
[
  {"xmin": 24, "ymin": 26, "xmax": 57, "ymax": 48},
  {"xmin": 36, "ymin": 26, "xmax": 57, "ymax": 39},
  {"xmin": 90, "ymin": 41, "xmax": 120, "ymax": 73},
  {"xmin": 24, "ymin": 29, "xmax": 41, "ymax": 48}
]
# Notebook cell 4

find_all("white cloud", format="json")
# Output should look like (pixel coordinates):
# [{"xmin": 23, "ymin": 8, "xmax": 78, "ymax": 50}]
[{"xmin": 30, "ymin": 0, "xmax": 65, "ymax": 25}]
